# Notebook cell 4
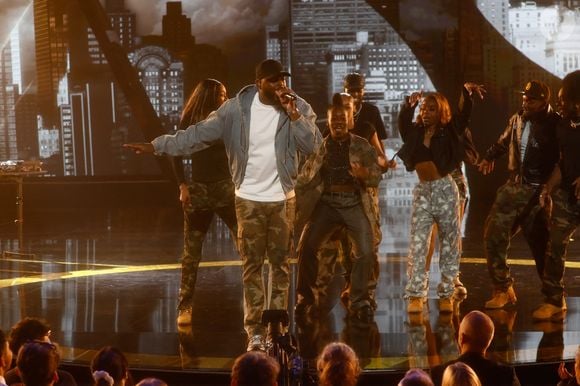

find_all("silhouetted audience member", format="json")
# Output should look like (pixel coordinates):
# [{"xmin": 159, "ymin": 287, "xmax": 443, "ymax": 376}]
[
  {"xmin": 557, "ymin": 345, "xmax": 580, "ymax": 386},
  {"xmin": 5, "ymin": 318, "xmax": 76, "ymax": 386},
  {"xmin": 317, "ymin": 342, "xmax": 361, "ymax": 386},
  {"xmin": 0, "ymin": 329, "xmax": 13, "ymax": 386},
  {"xmin": 442, "ymin": 362, "xmax": 481, "ymax": 386},
  {"xmin": 431, "ymin": 311, "xmax": 520, "ymax": 386},
  {"xmin": 398, "ymin": 368, "xmax": 434, "ymax": 386},
  {"xmin": 230, "ymin": 351, "xmax": 279, "ymax": 386},
  {"xmin": 17, "ymin": 341, "xmax": 60, "ymax": 386},
  {"xmin": 135, "ymin": 378, "xmax": 167, "ymax": 386},
  {"xmin": 91, "ymin": 346, "xmax": 133, "ymax": 386}
]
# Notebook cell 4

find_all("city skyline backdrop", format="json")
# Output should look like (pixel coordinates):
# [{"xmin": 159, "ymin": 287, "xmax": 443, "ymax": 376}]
[{"xmin": 0, "ymin": 0, "xmax": 578, "ymax": 178}]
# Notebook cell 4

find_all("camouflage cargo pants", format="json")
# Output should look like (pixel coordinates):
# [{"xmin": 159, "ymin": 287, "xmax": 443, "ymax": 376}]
[
  {"xmin": 484, "ymin": 181, "xmax": 549, "ymax": 290},
  {"xmin": 542, "ymin": 189, "xmax": 580, "ymax": 306},
  {"xmin": 178, "ymin": 179, "xmax": 237, "ymax": 311},
  {"xmin": 235, "ymin": 196, "xmax": 295, "ymax": 337},
  {"xmin": 406, "ymin": 175, "xmax": 460, "ymax": 299}
]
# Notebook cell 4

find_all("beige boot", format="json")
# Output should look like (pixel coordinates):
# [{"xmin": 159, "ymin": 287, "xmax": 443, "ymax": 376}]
[
  {"xmin": 484, "ymin": 287, "xmax": 517, "ymax": 309},
  {"xmin": 407, "ymin": 297, "xmax": 425, "ymax": 313},
  {"xmin": 532, "ymin": 299, "xmax": 567, "ymax": 321},
  {"xmin": 177, "ymin": 308, "xmax": 192, "ymax": 325},
  {"xmin": 439, "ymin": 297, "xmax": 454, "ymax": 313}
]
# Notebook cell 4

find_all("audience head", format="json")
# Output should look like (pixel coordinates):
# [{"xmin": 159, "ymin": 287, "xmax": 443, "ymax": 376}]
[
  {"xmin": 458, "ymin": 311, "xmax": 494, "ymax": 354},
  {"xmin": 0, "ymin": 329, "xmax": 13, "ymax": 374},
  {"xmin": 561, "ymin": 70, "xmax": 580, "ymax": 119},
  {"xmin": 397, "ymin": 368, "xmax": 434, "ymax": 386},
  {"xmin": 231, "ymin": 351, "xmax": 279, "ymax": 386},
  {"xmin": 417, "ymin": 92, "xmax": 452, "ymax": 128},
  {"xmin": 17, "ymin": 341, "xmax": 60, "ymax": 386},
  {"xmin": 442, "ymin": 362, "xmax": 481, "ymax": 386},
  {"xmin": 317, "ymin": 342, "xmax": 361, "ymax": 386},
  {"xmin": 135, "ymin": 378, "xmax": 167, "ymax": 386},
  {"xmin": 180, "ymin": 78, "xmax": 227, "ymax": 128},
  {"xmin": 9, "ymin": 317, "xmax": 52, "ymax": 357},
  {"xmin": 91, "ymin": 346, "xmax": 131, "ymax": 386}
]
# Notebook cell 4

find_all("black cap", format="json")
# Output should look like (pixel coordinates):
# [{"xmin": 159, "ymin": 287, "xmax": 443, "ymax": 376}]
[
  {"xmin": 520, "ymin": 80, "xmax": 550, "ymax": 100},
  {"xmin": 255, "ymin": 59, "xmax": 291, "ymax": 80},
  {"xmin": 344, "ymin": 73, "xmax": 365, "ymax": 89}
]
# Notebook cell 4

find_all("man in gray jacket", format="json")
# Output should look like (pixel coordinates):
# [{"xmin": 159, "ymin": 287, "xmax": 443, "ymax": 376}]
[{"xmin": 124, "ymin": 59, "xmax": 322, "ymax": 352}]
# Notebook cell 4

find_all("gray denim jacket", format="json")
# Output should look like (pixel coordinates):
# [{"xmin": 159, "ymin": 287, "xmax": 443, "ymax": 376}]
[{"xmin": 152, "ymin": 85, "xmax": 322, "ymax": 194}]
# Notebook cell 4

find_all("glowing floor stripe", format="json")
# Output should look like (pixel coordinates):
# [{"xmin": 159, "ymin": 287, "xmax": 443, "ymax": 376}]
[{"xmin": 1, "ymin": 256, "xmax": 580, "ymax": 289}]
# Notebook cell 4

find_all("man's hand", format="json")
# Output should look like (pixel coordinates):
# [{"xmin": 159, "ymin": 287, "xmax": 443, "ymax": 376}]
[
  {"xmin": 179, "ymin": 183, "xmax": 191, "ymax": 207},
  {"xmin": 477, "ymin": 159, "xmax": 495, "ymax": 175},
  {"xmin": 276, "ymin": 87, "xmax": 301, "ymax": 121},
  {"xmin": 464, "ymin": 82, "xmax": 487, "ymax": 100},
  {"xmin": 123, "ymin": 142, "xmax": 155, "ymax": 154},
  {"xmin": 406, "ymin": 91, "xmax": 423, "ymax": 107},
  {"xmin": 350, "ymin": 161, "xmax": 369, "ymax": 180},
  {"xmin": 558, "ymin": 362, "xmax": 573, "ymax": 380}
]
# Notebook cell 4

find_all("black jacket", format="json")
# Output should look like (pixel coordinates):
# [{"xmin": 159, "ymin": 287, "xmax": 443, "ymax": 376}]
[
  {"xmin": 430, "ymin": 352, "xmax": 521, "ymax": 386},
  {"xmin": 397, "ymin": 87, "xmax": 473, "ymax": 176},
  {"xmin": 483, "ymin": 105, "xmax": 560, "ymax": 185}
]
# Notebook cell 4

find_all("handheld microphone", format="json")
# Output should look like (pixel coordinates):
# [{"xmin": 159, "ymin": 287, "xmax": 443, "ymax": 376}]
[{"xmin": 281, "ymin": 92, "xmax": 297, "ymax": 101}]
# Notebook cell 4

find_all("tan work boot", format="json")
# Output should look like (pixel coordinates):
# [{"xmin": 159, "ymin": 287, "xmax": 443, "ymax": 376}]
[
  {"xmin": 177, "ymin": 308, "xmax": 192, "ymax": 325},
  {"xmin": 453, "ymin": 275, "xmax": 467, "ymax": 298},
  {"xmin": 484, "ymin": 287, "xmax": 517, "ymax": 309},
  {"xmin": 439, "ymin": 297, "xmax": 454, "ymax": 313},
  {"xmin": 533, "ymin": 300, "xmax": 567, "ymax": 321},
  {"xmin": 407, "ymin": 297, "xmax": 425, "ymax": 313}
]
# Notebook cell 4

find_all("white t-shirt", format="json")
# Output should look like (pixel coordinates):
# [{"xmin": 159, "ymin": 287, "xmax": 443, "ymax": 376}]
[
  {"xmin": 236, "ymin": 93, "xmax": 294, "ymax": 202},
  {"xmin": 520, "ymin": 120, "xmax": 531, "ymax": 163}
]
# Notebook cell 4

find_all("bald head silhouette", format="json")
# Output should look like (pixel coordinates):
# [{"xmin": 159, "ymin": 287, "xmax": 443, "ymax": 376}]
[{"xmin": 458, "ymin": 311, "xmax": 495, "ymax": 354}]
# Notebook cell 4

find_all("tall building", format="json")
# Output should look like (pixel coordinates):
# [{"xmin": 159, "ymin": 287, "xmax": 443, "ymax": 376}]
[
  {"xmin": 162, "ymin": 2, "xmax": 194, "ymax": 55},
  {"xmin": 88, "ymin": 0, "xmax": 136, "ymax": 65},
  {"xmin": 266, "ymin": 24, "xmax": 291, "ymax": 73},
  {"xmin": 477, "ymin": 0, "xmax": 510, "ymax": 37},
  {"xmin": 0, "ymin": 28, "xmax": 22, "ymax": 160},
  {"xmin": 508, "ymin": 1, "xmax": 558, "ymax": 72},
  {"xmin": 15, "ymin": 92, "xmax": 39, "ymax": 160},
  {"xmin": 545, "ymin": 9, "xmax": 580, "ymax": 78},
  {"xmin": 290, "ymin": 0, "xmax": 389, "ymax": 114},
  {"xmin": 130, "ymin": 46, "xmax": 184, "ymax": 132},
  {"xmin": 33, "ymin": 0, "xmax": 69, "ymax": 129}
]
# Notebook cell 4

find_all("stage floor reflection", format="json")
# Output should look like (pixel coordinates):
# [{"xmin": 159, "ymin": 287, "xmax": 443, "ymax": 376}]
[{"xmin": 1, "ymin": 198, "xmax": 579, "ymax": 375}]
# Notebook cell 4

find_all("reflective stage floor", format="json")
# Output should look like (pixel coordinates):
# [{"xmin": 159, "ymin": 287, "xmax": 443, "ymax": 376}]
[{"xmin": 0, "ymin": 184, "xmax": 579, "ymax": 384}]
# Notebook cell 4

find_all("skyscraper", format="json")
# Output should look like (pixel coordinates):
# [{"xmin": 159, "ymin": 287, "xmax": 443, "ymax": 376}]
[
  {"xmin": 162, "ymin": 2, "xmax": 194, "ymax": 55},
  {"xmin": 33, "ymin": 0, "xmax": 69, "ymax": 129},
  {"xmin": 0, "ymin": 28, "xmax": 22, "ymax": 160},
  {"xmin": 88, "ymin": 0, "xmax": 136, "ymax": 65},
  {"xmin": 290, "ymin": 0, "xmax": 389, "ymax": 114}
]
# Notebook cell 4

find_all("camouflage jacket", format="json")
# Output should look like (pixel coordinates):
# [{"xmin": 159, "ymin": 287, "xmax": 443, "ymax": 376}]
[{"xmin": 295, "ymin": 133, "xmax": 381, "ymax": 231}]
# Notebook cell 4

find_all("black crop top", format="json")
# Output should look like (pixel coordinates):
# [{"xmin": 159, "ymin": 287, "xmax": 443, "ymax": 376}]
[{"xmin": 414, "ymin": 143, "xmax": 433, "ymax": 163}]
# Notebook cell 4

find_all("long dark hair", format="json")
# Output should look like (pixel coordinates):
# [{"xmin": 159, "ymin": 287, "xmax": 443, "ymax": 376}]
[{"xmin": 179, "ymin": 78, "xmax": 225, "ymax": 129}]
